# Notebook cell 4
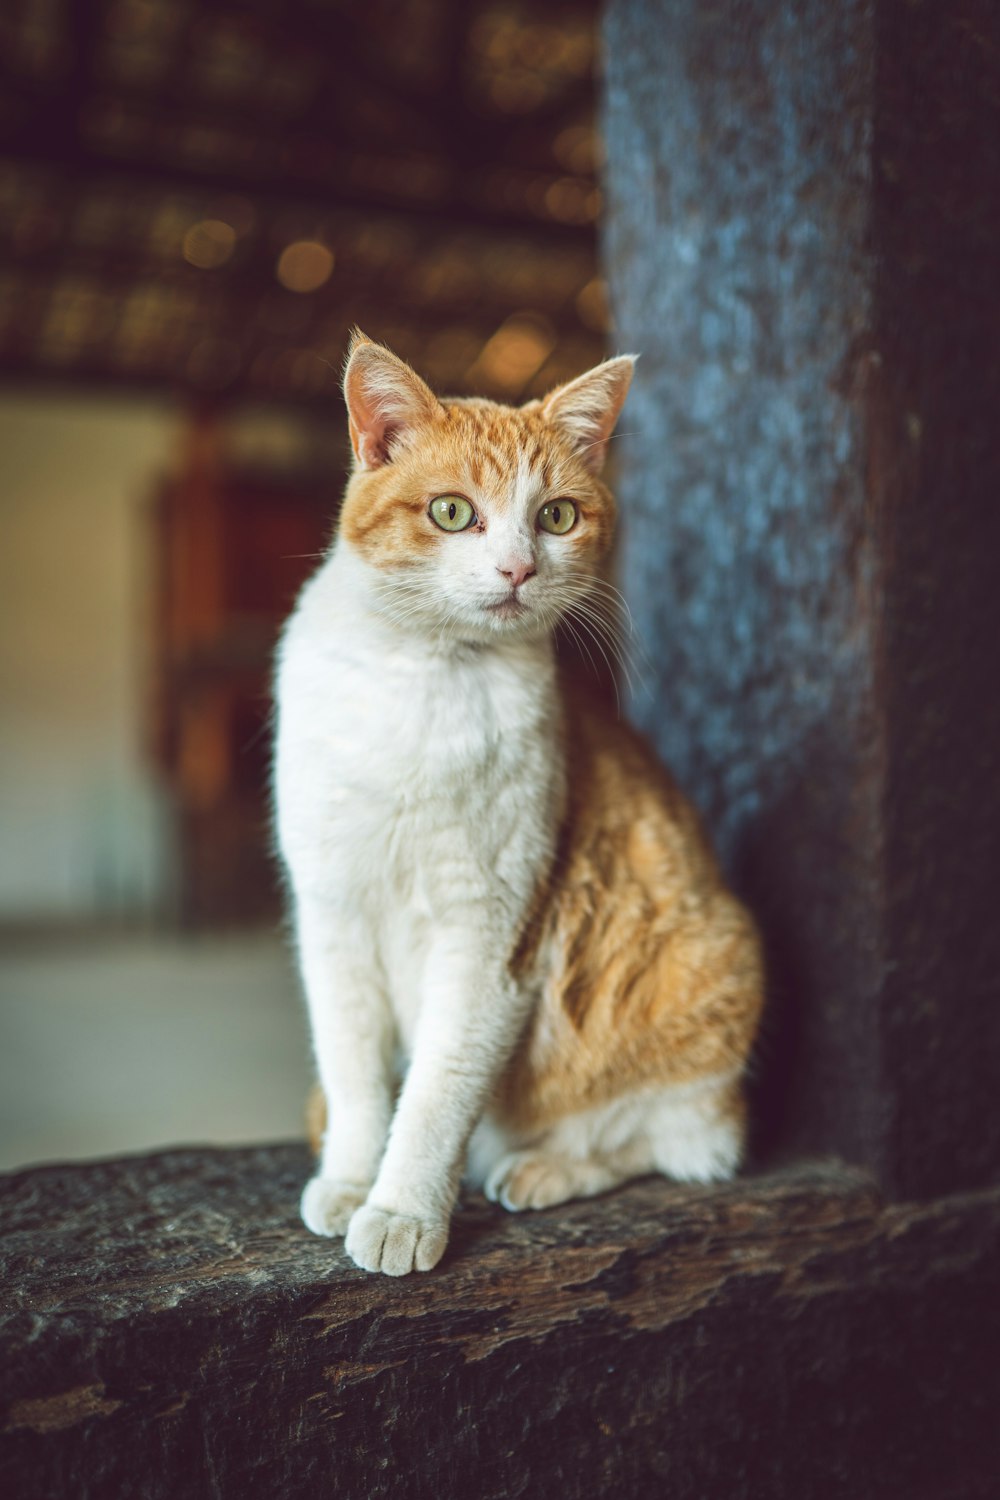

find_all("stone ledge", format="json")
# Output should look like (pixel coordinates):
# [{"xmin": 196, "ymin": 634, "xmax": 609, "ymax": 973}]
[{"xmin": 1, "ymin": 1146, "xmax": 998, "ymax": 1498}]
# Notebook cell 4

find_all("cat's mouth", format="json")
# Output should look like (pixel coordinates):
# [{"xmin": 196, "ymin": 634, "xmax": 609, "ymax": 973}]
[{"xmin": 482, "ymin": 595, "xmax": 528, "ymax": 623}]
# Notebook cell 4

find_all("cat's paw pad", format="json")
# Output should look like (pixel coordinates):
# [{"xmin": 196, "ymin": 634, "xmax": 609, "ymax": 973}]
[
  {"xmin": 484, "ymin": 1151, "xmax": 575, "ymax": 1212},
  {"xmin": 344, "ymin": 1203, "xmax": 448, "ymax": 1276},
  {"xmin": 300, "ymin": 1176, "xmax": 370, "ymax": 1238}
]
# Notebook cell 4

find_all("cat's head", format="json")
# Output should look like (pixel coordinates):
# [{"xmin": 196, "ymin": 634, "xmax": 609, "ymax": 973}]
[{"xmin": 338, "ymin": 330, "xmax": 635, "ymax": 643}]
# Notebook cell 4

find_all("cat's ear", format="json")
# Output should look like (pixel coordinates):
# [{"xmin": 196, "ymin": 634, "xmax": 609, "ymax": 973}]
[
  {"xmin": 343, "ymin": 330, "xmax": 442, "ymax": 470},
  {"xmin": 540, "ymin": 354, "xmax": 636, "ymax": 474}
]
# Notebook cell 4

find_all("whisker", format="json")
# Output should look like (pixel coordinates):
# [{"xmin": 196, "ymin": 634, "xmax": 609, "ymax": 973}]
[
  {"xmin": 559, "ymin": 612, "xmax": 603, "ymax": 690},
  {"xmin": 559, "ymin": 587, "xmax": 643, "ymax": 704},
  {"xmin": 576, "ymin": 605, "xmax": 642, "ymax": 702},
  {"xmin": 562, "ymin": 602, "xmax": 623, "ymax": 716},
  {"xmin": 555, "ymin": 571, "xmax": 654, "ymax": 699},
  {"xmin": 575, "ymin": 429, "xmax": 638, "ymax": 460}
]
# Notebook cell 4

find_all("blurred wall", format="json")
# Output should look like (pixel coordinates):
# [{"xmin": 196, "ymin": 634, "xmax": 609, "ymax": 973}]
[{"xmin": 0, "ymin": 393, "xmax": 182, "ymax": 921}]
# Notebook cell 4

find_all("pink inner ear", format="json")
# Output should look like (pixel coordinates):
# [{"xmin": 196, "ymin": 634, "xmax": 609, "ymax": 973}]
[
  {"xmin": 349, "ymin": 412, "xmax": 397, "ymax": 469},
  {"xmin": 343, "ymin": 345, "xmax": 441, "ymax": 471},
  {"xmin": 542, "ymin": 356, "xmax": 635, "ymax": 474}
]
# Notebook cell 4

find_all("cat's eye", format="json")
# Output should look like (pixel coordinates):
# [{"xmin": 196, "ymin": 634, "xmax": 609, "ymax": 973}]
[
  {"xmin": 429, "ymin": 495, "xmax": 475, "ymax": 532},
  {"xmin": 538, "ymin": 499, "xmax": 577, "ymax": 535}
]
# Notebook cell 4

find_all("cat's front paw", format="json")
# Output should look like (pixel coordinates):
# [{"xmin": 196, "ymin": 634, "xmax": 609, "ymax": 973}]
[
  {"xmin": 300, "ymin": 1176, "xmax": 370, "ymax": 1237},
  {"xmin": 344, "ymin": 1203, "xmax": 448, "ymax": 1276}
]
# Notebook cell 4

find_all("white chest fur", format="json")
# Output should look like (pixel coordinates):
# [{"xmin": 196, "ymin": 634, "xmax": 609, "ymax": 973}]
[{"xmin": 274, "ymin": 546, "xmax": 564, "ymax": 1049}]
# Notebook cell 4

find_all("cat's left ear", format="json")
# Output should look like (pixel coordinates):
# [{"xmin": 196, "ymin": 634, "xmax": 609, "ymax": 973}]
[
  {"xmin": 343, "ymin": 330, "xmax": 443, "ymax": 470},
  {"xmin": 540, "ymin": 354, "xmax": 636, "ymax": 474}
]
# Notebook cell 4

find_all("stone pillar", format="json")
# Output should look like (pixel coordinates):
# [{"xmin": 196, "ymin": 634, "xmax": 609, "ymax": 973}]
[{"xmin": 603, "ymin": 0, "xmax": 1000, "ymax": 1197}]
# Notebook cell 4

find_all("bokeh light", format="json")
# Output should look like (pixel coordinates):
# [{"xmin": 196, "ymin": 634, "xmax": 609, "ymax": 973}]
[
  {"xmin": 275, "ymin": 240, "xmax": 335, "ymax": 293},
  {"xmin": 182, "ymin": 219, "xmax": 236, "ymax": 269},
  {"xmin": 468, "ymin": 311, "xmax": 557, "ymax": 393}
]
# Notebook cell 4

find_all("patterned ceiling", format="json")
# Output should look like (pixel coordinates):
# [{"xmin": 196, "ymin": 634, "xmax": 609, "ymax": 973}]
[{"xmin": 0, "ymin": 0, "xmax": 606, "ymax": 405}]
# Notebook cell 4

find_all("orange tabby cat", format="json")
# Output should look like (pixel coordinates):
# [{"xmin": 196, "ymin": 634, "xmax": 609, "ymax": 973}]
[{"xmin": 276, "ymin": 331, "xmax": 764, "ymax": 1274}]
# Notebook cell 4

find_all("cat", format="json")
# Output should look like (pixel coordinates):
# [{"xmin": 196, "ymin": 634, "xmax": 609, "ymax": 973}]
[{"xmin": 273, "ymin": 330, "xmax": 764, "ymax": 1276}]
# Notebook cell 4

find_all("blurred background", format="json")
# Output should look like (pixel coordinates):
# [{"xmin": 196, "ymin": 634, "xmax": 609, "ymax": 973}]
[{"xmin": 0, "ymin": 0, "xmax": 609, "ymax": 1168}]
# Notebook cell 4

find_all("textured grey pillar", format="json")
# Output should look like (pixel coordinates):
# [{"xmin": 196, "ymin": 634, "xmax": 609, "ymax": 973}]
[{"xmin": 603, "ymin": 0, "xmax": 1000, "ymax": 1197}]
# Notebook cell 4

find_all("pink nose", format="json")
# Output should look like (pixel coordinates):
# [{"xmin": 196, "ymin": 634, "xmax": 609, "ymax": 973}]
[{"xmin": 498, "ymin": 562, "xmax": 536, "ymax": 589}]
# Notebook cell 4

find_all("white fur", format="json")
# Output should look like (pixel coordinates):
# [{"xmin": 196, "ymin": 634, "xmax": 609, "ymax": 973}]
[{"xmin": 275, "ymin": 541, "xmax": 565, "ymax": 1274}]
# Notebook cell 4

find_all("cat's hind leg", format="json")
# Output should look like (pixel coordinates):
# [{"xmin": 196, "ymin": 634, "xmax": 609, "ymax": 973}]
[
  {"xmin": 472, "ymin": 1093, "xmax": 657, "ymax": 1213},
  {"xmin": 646, "ymin": 1071, "xmax": 745, "ymax": 1184},
  {"xmin": 483, "ymin": 1144, "xmax": 650, "ymax": 1212},
  {"xmin": 474, "ymin": 1071, "xmax": 745, "ymax": 1212}
]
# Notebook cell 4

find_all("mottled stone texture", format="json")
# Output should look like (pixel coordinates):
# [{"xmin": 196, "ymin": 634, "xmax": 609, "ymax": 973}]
[
  {"xmin": 1, "ymin": 1146, "xmax": 999, "ymax": 1499},
  {"xmin": 604, "ymin": 0, "xmax": 1000, "ymax": 1196}
]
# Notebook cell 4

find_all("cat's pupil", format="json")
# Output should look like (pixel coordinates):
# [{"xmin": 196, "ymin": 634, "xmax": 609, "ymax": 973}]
[
  {"xmin": 449, "ymin": 502, "xmax": 456, "ymax": 520},
  {"xmin": 553, "ymin": 506, "xmax": 561, "ymax": 525}
]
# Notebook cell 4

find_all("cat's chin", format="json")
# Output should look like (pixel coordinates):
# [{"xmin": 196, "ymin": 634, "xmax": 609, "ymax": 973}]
[
  {"xmin": 482, "ymin": 597, "xmax": 528, "ymax": 624},
  {"xmin": 475, "ymin": 597, "xmax": 553, "ymax": 643}
]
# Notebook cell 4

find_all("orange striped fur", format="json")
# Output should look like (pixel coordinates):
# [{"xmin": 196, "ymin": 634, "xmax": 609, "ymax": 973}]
[{"xmin": 496, "ymin": 682, "xmax": 762, "ymax": 1133}]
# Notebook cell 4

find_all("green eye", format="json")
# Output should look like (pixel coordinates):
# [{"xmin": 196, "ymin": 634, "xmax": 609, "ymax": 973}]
[
  {"xmin": 538, "ymin": 499, "xmax": 577, "ymax": 535},
  {"xmin": 429, "ymin": 495, "xmax": 475, "ymax": 532}
]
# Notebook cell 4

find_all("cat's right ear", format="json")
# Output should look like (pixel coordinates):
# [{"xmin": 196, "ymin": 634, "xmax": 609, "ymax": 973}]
[{"xmin": 343, "ymin": 330, "xmax": 442, "ymax": 470}]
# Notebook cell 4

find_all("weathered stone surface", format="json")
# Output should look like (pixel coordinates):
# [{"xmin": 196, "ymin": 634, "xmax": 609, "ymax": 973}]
[
  {"xmin": 603, "ymin": 0, "xmax": 1000, "ymax": 1197},
  {"xmin": 1, "ymin": 1146, "xmax": 998, "ymax": 1498}
]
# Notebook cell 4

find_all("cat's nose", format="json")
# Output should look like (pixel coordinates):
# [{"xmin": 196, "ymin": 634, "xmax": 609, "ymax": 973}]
[{"xmin": 498, "ymin": 562, "xmax": 536, "ymax": 589}]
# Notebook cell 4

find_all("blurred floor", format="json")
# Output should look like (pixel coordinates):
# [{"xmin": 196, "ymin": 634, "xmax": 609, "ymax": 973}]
[{"xmin": 0, "ymin": 931, "xmax": 312, "ymax": 1173}]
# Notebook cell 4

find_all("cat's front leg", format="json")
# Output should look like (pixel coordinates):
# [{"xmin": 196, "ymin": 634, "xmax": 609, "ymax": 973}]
[
  {"xmin": 345, "ymin": 922, "xmax": 527, "ymax": 1276},
  {"xmin": 294, "ymin": 893, "xmax": 395, "ymax": 1238}
]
